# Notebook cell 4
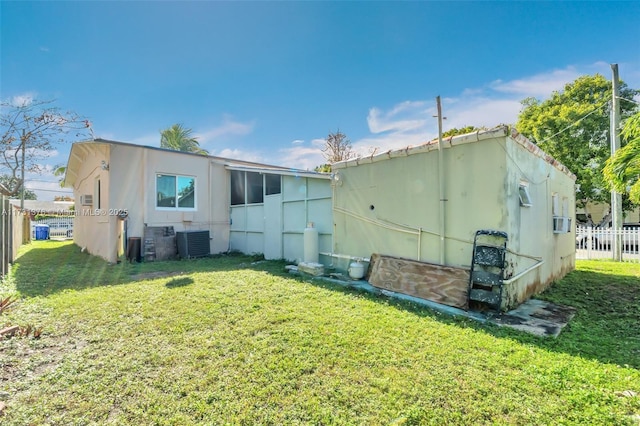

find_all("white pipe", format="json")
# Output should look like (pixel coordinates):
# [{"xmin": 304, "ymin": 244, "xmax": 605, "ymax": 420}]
[
  {"xmin": 502, "ymin": 261, "xmax": 544, "ymax": 285},
  {"xmin": 320, "ymin": 252, "xmax": 370, "ymax": 262}
]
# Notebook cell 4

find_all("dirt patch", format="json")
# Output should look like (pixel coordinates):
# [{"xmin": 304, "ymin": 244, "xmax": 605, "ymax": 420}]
[{"xmin": 129, "ymin": 271, "xmax": 185, "ymax": 281}]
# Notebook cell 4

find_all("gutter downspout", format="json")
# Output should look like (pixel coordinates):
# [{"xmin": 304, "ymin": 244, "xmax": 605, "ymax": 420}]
[{"xmin": 436, "ymin": 96, "xmax": 446, "ymax": 265}]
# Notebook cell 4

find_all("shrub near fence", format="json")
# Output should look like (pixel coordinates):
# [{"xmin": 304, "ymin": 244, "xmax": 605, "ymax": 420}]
[{"xmin": 576, "ymin": 225, "xmax": 640, "ymax": 262}]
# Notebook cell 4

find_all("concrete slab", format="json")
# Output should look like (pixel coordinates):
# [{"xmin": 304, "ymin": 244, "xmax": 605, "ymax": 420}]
[
  {"xmin": 313, "ymin": 275, "xmax": 576, "ymax": 337},
  {"xmin": 491, "ymin": 299, "xmax": 577, "ymax": 337}
]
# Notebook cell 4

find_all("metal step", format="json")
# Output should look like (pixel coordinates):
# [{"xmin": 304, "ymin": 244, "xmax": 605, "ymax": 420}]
[
  {"xmin": 471, "ymin": 270, "xmax": 502, "ymax": 286},
  {"xmin": 469, "ymin": 288, "xmax": 501, "ymax": 306}
]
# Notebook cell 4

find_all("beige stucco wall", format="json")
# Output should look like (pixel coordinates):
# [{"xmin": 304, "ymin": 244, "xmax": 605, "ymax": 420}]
[
  {"xmin": 71, "ymin": 143, "xmax": 231, "ymax": 263},
  {"xmin": 333, "ymin": 133, "xmax": 576, "ymax": 309},
  {"xmin": 71, "ymin": 143, "xmax": 114, "ymax": 261}
]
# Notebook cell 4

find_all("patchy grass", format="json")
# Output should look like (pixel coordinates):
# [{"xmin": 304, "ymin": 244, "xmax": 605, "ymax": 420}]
[{"xmin": 1, "ymin": 241, "xmax": 639, "ymax": 424}]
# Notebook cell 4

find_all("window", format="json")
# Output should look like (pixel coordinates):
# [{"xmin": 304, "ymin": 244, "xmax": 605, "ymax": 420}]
[
  {"xmin": 230, "ymin": 170, "xmax": 245, "ymax": 205},
  {"xmin": 230, "ymin": 171, "xmax": 271, "ymax": 205},
  {"xmin": 156, "ymin": 174, "xmax": 196, "ymax": 209},
  {"xmin": 265, "ymin": 174, "xmax": 281, "ymax": 195},
  {"xmin": 246, "ymin": 172, "xmax": 264, "ymax": 204},
  {"xmin": 94, "ymin": 178, "xmax": 101, "ymax": 209},
  {"xmin": 519, "ymin": 182, "xmax": 532, "ymax": 207}
]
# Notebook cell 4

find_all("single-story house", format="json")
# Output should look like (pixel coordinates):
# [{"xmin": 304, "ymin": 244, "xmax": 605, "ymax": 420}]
[
  {"xmin": 330, "ymin": 126, "xmax": 576, "ymax": 310},
  {"xmin": 64, "ymin": 139, "xmax": 332, "ymax": 264},
  {"xmin": 65, "ymin": 126, "xmax": 575, "ymax": 312}
]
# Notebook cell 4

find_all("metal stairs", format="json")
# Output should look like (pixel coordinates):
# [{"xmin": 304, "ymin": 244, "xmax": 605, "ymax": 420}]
[{"xmin": 468, "ymin": 230, "xmax": 508, "ymax": 311}]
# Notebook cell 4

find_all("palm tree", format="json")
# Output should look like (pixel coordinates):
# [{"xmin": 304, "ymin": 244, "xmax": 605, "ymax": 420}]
[
  {"xmin": 160, "ymin": 124, "xmax": 208, "ymax": 155},
  {"xmin": 604, "ymin": 112, "xmax": 640, "ymax": 204}
]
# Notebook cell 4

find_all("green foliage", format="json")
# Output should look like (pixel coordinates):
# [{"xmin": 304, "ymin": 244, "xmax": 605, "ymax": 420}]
[
  {"xmin": 442, "ymin": 125, "xmax": 486, "ymax": 137},
  {"xmin": 314, "ymin": 163, "xmax": 331, "ymax": 173},
  {"xmin": 516, "ymin": 74, "xmax": 639, "ymax": 208},
  {"xmin": 2, "ymin": 241, "xmax": 639, "ymax": 424},
  {"xmin": 160, "ymin": 123, "xmax": 208, "ymax": 155},
  {"xmin": 604, "ymin": 112, "xmax": 640, "ymax": 203}
]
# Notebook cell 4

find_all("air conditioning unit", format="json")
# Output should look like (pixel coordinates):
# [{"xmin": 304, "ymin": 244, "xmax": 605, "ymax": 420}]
[
  {"xmin": 553, "ymin": 216, "xmax": 570, "ymax": 234},
  {"xmin": 80, "ymin": 194, "xmax": 93, "ymax": 206},
  {"xmin": 176, "ymin": 230, "xmax": 210, "ymax": 259}
]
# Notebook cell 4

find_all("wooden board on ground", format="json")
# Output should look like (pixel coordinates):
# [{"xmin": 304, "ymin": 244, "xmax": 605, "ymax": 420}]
[{"xmin": 368, "ymin": 254, "xmax": 469, "ymax": 309}]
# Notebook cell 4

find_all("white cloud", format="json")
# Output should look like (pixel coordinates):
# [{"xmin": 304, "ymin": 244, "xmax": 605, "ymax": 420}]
[
  {"xmin": 291, "ymin": 139, "xmax": 304, "ymax": 145},
  {"xmin": 4, "ymin": 92, "xmax": 36, "ymax": 107},
  {"xmin": 39, "ymin": 46, "xmax": 50, "ymax": 53},
  {"xmin": 128, "ymin": 133, "xmax": 159, "ymax": 146},
  {"xmin": 214, "ymin": 148, "xmax": 264, "ymax": 164},
  {"xmin": 275, "ymin": 145, "xmax": 325, "ymax": 171},
  {"xmin": 196, "ymin": 115, "xmax": 255, "ymax": 144},
  {"xmin": 352, "ymin": 62, "xmax": 623, "ymax": 153}
]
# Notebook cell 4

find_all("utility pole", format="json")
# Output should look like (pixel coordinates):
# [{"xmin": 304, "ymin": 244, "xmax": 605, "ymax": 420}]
[
  {"xmin": 435, "ymin": 96, "xmax": 446, "ymax": 265},
  {"xmin": 20, "ymin": 129, "xmax": 26, "ymax": 210},
  {"xmin": 611, "ymin": 64, "xmax": 622, "ymax": 261}
]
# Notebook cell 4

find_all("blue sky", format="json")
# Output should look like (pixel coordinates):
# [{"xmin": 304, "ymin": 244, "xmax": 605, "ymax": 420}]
[{"xmin": 2, "ymin": 1, "xmax": 640, "ymax": 200}]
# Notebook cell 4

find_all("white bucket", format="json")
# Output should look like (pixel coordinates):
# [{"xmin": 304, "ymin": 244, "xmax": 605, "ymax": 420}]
[{"xmin": 348, "ymin": 261, "xmax": 365, "ymax": 280}]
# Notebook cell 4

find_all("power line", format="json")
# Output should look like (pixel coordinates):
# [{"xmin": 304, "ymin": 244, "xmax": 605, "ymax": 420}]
[{"xmin": 537, "ymin": 100, "xmax": 609, "ymax": 145}]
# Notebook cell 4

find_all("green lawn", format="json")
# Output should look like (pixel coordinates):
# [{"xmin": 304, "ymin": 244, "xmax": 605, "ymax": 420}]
[{"xmin": 1, "ymin": 241, "xmax": 639, "ymax": 425}]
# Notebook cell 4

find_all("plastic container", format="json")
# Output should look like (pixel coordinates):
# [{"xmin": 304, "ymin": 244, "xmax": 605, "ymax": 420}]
[
  {"xmin": 34, "ymin": 224, "xmax": 50, "ymax": 240},
  {"xmin": 127, "ymin": 237, "xmax": 142, "ymax": 263}
]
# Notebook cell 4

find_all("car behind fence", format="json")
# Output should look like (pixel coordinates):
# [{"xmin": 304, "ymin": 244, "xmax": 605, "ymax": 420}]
[{"xmin": 576, "ymin": 225, "xmax": 640, "ymax": 262}]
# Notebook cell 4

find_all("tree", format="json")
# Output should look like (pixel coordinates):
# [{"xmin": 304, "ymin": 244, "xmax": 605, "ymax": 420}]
[
  {"xmin": 160, "ymin": 124, "xmax": 208, "ymax": 155},
  {"xmin": 0, "ymin": 175, "xmax": 36, "ymax": 200},
  {"xmin": 516, "ymin": 74, "xmax": 638, "ymax": 210},
  {"xmin": 0, "ymin": 98, "xmax": 89, "ymax": 197},
  {"xmin": 604, "ymin": 111, "xmax": 640, "ymax": 203},
  {"xmin": 321, "ymin": 129, "xmax": 355, "ymax": 165}
]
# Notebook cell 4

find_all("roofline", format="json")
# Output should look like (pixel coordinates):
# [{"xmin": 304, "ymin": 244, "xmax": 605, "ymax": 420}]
[
  {"xmin": 224, "ymin": 164, "xmax": 330, "ymax": 180},
  {"xmin": 72, "ymin": 138, "xmax": 296, "ymax": 170},
  {"xmin": 332, "ymin": 126, "xmax": 576, "ymax": 180}
]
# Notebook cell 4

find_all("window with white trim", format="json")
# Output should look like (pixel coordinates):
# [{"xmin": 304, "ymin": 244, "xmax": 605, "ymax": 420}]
[
  {"xmin": 519, "ymin": 182, "xmax": 532, "ymax": 207},
  {"xmin": 230, "ymin": 171, "xmax": 281, "ymax": 205},
  {"xmin": 156, "ymin": 174, "xmax": 196, "ymax": 210}
]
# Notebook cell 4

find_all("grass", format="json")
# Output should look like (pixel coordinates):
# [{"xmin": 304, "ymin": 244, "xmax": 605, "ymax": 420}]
[{"xmin": 1, "ymin": 240, "xmax": 639, "ymax": 425}]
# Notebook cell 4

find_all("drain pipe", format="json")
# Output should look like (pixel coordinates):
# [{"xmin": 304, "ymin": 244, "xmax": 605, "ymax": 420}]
[{"xmin": 436, "ymin": 96, "xmax": 446, "ymax": 265}]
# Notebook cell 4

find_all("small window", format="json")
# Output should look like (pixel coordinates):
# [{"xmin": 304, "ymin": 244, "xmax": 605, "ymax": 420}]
[
  {"xmin": 519, "ymin": 182, "xmax": 532, "ymax": 207},
  {"xmin": 246, "ymin": 172, "xmax": 264, "ymax": 204},
  {"xmin": 94, "ymin": 178, "xmax": 101, "ymax": 209},
  {"xmin": 156, "ymin": 174, "xmax": 196, "ymax": 210},
  {"xmin": 265, "ymin": 174, "xmax": 281, "ymax": 195},
  {"xmin": 230, "ymin": 171, "xmax": 245, "ymax": 205},
  {"xmin": 552, "ymin": 193, "xmax": 560, "ymax": 216}
]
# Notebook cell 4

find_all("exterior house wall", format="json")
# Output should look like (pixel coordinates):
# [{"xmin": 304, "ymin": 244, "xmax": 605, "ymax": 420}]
[
  {"xmin": 68, "ymin": 140, "xmax": 329, "ymax": 264},
  {"xmin": 71, "ymin": 144, "xmax": 113, "ymax": 261},
  {"xmin": 229, "ymin": 174, "xmax": 332, "ymax": 262},
  {"xmin": 332, "ymin": 128, "xmax": 576, "ymax": 309}
]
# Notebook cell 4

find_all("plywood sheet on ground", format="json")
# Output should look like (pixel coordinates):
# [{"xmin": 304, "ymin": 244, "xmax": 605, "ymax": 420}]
[{"xmin": 368, "ymin": 254, "xmax": 469, "ymax": 309}]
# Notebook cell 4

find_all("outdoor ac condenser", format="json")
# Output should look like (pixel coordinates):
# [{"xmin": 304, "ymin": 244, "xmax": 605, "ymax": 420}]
[{"xmin": 176, "ymin": 230, "xmax": 210, "ymax": 259}]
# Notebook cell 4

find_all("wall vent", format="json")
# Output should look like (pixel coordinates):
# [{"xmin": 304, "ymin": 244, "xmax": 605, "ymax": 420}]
[{"xmin": 176, "ymin": 231, "xmax": 210, "ymax": 259}]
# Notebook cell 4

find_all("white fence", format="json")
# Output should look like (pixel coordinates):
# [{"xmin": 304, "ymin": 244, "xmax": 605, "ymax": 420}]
[
  {"xmin": 32, "ymin": 216, "xmax": 74, "ymax": 239},
  {"xmin": 576, "ymin": 225, "xmax": 640, "ymax": 262}
]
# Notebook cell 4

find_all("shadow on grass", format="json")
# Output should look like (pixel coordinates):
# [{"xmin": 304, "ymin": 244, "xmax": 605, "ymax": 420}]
[
  {"xmin": 12, "ymin": 241, "xmax": 639, "ymax": 369},
  {"xmin": 165, "ymin": 277, "xmax": 194, "ymax": 288},
  {"xmin": 11, "ymin": 241, "xmax": 266, "ymax": 298}
]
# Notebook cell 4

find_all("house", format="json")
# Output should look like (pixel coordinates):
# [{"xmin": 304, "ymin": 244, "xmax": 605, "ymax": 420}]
[
  {"xmin": 329, "ymin": 126, "xmax": 576, "ymax": 310},
  {"xmin": 66, "ymin": 127, "xmax": 575, "ymax": 312},
  {"xmin": 64, "ymin": 139, "xmax": 332, "ymax": 264}
]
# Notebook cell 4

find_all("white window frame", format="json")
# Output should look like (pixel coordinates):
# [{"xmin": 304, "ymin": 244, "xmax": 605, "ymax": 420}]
[
  {"xmin": 155, "ymin": 173, "xmax": 197, "ymax": 211},
  {"xmin": 519, "ymin": 182, "xmax": 532, "ymax": 207}
]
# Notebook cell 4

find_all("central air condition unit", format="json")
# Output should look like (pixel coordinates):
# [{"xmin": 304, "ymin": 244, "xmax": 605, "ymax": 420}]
[
  {"xmin": 80, "ymin": 194, "xmax": 93, "ymax": 206},
  {"xmin": 176, "ymin": 230, "xmax": 210, "ymax": 259}
]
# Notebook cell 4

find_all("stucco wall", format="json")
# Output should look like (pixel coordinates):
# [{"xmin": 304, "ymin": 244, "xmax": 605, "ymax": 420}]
[
  {"xmin": 332, "ymin": 138, "xmax": 507, "ymax": 268},
  {"xmin": 333, "ymin": 133, "xmax": 576, "ymax": 309}
]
